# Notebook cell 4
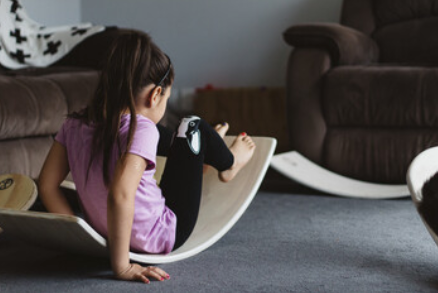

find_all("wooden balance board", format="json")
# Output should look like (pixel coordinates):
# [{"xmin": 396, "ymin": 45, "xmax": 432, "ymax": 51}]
[
  {"xmin": 0, "ymin": 173, "xmax": 37, "ymax": 210},
  {"xmin": 0, "ymin": 173, "xmax": 38, "ymax": 233},
  {"xmin": 0, "ymin": 136, "xmax": 277, "ymax": 264},
  {"xmin": 270, "ymin": 151, "xmax": 409, "ymax": 199},
  {"xmin": 407, "ymin": 146, "xmax": 438, "ymax": 247}
]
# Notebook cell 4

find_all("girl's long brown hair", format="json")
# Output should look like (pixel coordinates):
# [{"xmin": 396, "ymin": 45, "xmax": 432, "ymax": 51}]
[{"xmin": 70, "ymin": 31, "xmax": 174, "ymax": 186}]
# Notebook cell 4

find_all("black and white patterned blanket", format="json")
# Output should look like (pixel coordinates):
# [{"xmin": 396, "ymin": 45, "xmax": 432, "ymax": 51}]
[{"xmin": 0, "ymin": 0, "xmax": 105, "ymax": 69}]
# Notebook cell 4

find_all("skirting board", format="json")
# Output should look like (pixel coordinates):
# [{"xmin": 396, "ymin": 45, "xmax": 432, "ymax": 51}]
[
  {"xmin": 270, "ymin": 151, "xmax": 409, "ymax": 199},
  {"xmin": 0, "ymin": 136, "xmax": 277, "ymax": 264}
]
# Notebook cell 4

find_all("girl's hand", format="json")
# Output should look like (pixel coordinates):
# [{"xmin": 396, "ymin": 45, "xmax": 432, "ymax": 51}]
[{"xmin": 115, "ymin": 263, "xmax": 170, "ymax": 283}]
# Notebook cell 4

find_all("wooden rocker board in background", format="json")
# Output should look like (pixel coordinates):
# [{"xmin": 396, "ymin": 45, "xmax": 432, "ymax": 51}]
[
  {"xmin": 270, "ymin": 151, "xmax": 410, "ymax": 199},
  {"xmin": 407, "ymin": 146, "xmax": 438, "ymax": 247},
  {"xmin": 0, "ymin": 136, "xmax": 277, "ymax": 264},
  {"xmin": 0, "ymin": 173, "xmax": 37, "ymax": 211},
  {"xmin": 0, "ymin": 173, "xmax": 38, "ymax": 233}
]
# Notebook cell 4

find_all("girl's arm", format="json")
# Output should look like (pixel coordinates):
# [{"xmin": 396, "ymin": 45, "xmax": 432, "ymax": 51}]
[
  {"xmin": 38, "ymin": 141, "xmax": 74, "ymax": 216},
  {"xmin": 108, "ymin": 153, "xmax": 169, "ymax": 283}
]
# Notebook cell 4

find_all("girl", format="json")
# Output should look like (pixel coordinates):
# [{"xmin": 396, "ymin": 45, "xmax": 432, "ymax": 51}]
[{"xmin": 38, "ymin": 31, "xmax": 256, "ymax": 283}]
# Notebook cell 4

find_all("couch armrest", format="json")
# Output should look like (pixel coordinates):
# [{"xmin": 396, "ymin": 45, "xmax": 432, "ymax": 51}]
[
  {"xmin": 285, "ymin": 48, "xmax": 330, "ymax": 164},
  {"xmin": 283, "ymin": 23, "xmax": 379, "ymax": 66}
]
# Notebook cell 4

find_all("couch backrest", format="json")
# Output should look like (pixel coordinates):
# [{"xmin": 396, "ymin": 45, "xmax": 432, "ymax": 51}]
[
  {"xmin": 341, "ymin": 0, "xmax": 376, "ymax": 36},
  {"xmin": 341, "ymin": 0, "xmax": 438, "ymax": 65}
]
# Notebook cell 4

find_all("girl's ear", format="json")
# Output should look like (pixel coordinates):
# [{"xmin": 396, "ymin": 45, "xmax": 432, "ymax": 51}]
[
  {"xmin": 147, "ymin": 86, "xmax": 163, "ymax": 107},
  {"xmin": 148, "ymin": 86, "xmax": 163, "ymax": 107}
]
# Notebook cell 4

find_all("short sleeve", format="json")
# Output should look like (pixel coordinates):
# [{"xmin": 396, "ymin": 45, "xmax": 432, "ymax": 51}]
[
  {"xmin": 54, "ymin": 119, "xmax": 68, "ymax": 146},
  {"xmin": 127, "ymin": 119, "xmax": 159, "ymax": 170}
]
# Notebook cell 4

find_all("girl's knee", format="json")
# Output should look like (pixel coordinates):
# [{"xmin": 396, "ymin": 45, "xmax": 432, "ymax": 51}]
[
  {"xmin": 176, "ymin": 115, "xmax": 203, "ymax": 155},
  {"xmin": 176, "ymin": 115, "xmax": 202, "ymax": 138}
]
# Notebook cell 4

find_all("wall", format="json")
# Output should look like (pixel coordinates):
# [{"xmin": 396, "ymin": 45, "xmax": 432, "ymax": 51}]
[
  {"xmin": 21, "ymin": 0, "xmax": 81, "ymax": 26},
  {"xmin": 81, "ymin": 0, "xmax": 343, "ymax": 89}
]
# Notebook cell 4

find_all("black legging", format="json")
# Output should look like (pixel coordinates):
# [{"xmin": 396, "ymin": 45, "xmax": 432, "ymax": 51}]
[
  {"xmin": 157, "ymin": 118, "xmax": 234, "ymax": 250},
  {"xmin": 156, "ymin": 124, "xmax": 173, "ymax": 157}
]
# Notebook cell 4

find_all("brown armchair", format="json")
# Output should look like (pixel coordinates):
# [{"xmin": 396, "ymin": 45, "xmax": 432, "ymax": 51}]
[{"xmin": 283, "ymin": 0, "xmax": 438, "ymax": 184}]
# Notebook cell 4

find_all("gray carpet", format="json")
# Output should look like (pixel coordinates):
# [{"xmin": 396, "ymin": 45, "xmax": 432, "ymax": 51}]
[{"xmin": 1, "ymin": 191, "xmax": 438, "ymax": 293}]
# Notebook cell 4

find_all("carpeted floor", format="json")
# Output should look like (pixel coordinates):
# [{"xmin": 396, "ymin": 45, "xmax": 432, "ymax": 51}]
[{"xmin": 1, "ymin": 190, "xmax": 438, "ymax": 293}]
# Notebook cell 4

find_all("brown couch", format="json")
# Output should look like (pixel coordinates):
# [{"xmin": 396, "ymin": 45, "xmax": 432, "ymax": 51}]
[
  {"xmin": 0, "ymin": 28, "xmax": 126, "ymax": 179},
  {"xmin": 283, "ymin": 0, "xmax": 438, "ymax": 184}
]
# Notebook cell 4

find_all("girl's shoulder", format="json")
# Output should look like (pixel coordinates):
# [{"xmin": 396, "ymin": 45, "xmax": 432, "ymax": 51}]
[
  {"xmin": 122, "ymin": 114, "xmax": 157, "ymax": 131},
  {"xmin": 135, "ymin": 115, "xmax": 159, "ymax": 139},
  {"xmin": 56, "ymin": 117, "xmax": 88, "ymax": 146},
  {"xmin": 122, "ymin": 115, "xmax": 159, "ymax": 159},
  {"xmin": 120, "ymin": 114, "xmax": 159, "ymax": 141},
  {"xmin": 62, "ymin": 116, "xmax": 93, "ymax": 133},
  {"xmin": 60, "ymin": 116, "xmax": 81, "ymax": 131}
]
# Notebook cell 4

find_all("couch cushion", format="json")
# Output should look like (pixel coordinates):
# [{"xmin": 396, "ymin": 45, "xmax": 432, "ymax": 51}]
[
  {"xmin": 373, "ymin": 17, "xmax": 438, "ymax": 65},
  {"xmin": 373, "ymin": 0, "xmax": 438, "ymax": 28},
  {"xmin": 323, "ymin": 128, "xmax": 438, "ymax": 184},
  {"xmin": 0, "ymin": 75, "xmax": 67, "ymax": 140},
  {"xmin": 0, "ymin": 70, "xmax": 98, "ymax": 140},
  {"xmin": 45, "ymin": 71, "xmax": 98, "ymax": 114},
  {"xmin": 370, "ymin": 0, "xmax": 438, "ymax": 64},
  {"xmin": 323, "ymin": 65, "xmax": 438, "ymax": 127},
  {"xmin": 0, "ymin": 136, "xmax": 53, "ymax": 179}
]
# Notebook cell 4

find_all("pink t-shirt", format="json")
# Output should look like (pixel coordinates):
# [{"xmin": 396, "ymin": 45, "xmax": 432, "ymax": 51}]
[{"xmin": 55, "ymin": 114, "xmax": 176, "ymax": 254}]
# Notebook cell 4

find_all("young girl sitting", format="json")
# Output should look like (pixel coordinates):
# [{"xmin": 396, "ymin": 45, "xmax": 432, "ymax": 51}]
[{"xmin": 38, "ymin": 31, "xmax": 255, "ymax": 284}]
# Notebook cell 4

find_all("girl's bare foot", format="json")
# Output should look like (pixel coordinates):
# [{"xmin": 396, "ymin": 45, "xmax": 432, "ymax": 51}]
[
  {"xmin": 204, "ymin": 123, "xmax": 230, "ymax": 173},
  {"xmin": 214, "ymin": 122, "xmax": 229, "ymax": 138},
  {"xmin": 219, "ymin": 133, "xmax": 256, "ymax": 182}
]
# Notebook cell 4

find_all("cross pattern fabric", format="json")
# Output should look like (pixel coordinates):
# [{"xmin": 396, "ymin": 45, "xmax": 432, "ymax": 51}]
[{"xmin": 0, "ymin": 0, "xmax": 105, "ymax": 69}]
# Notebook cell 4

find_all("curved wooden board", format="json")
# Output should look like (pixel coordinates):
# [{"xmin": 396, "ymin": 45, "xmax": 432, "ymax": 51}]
[
  {"xmin": 0, "ymin": 136, "xmax": 277, "ymax": 264},
  {"xmin": 271, "ymin": 151, "xmax": 409, "ymax": 199}
]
